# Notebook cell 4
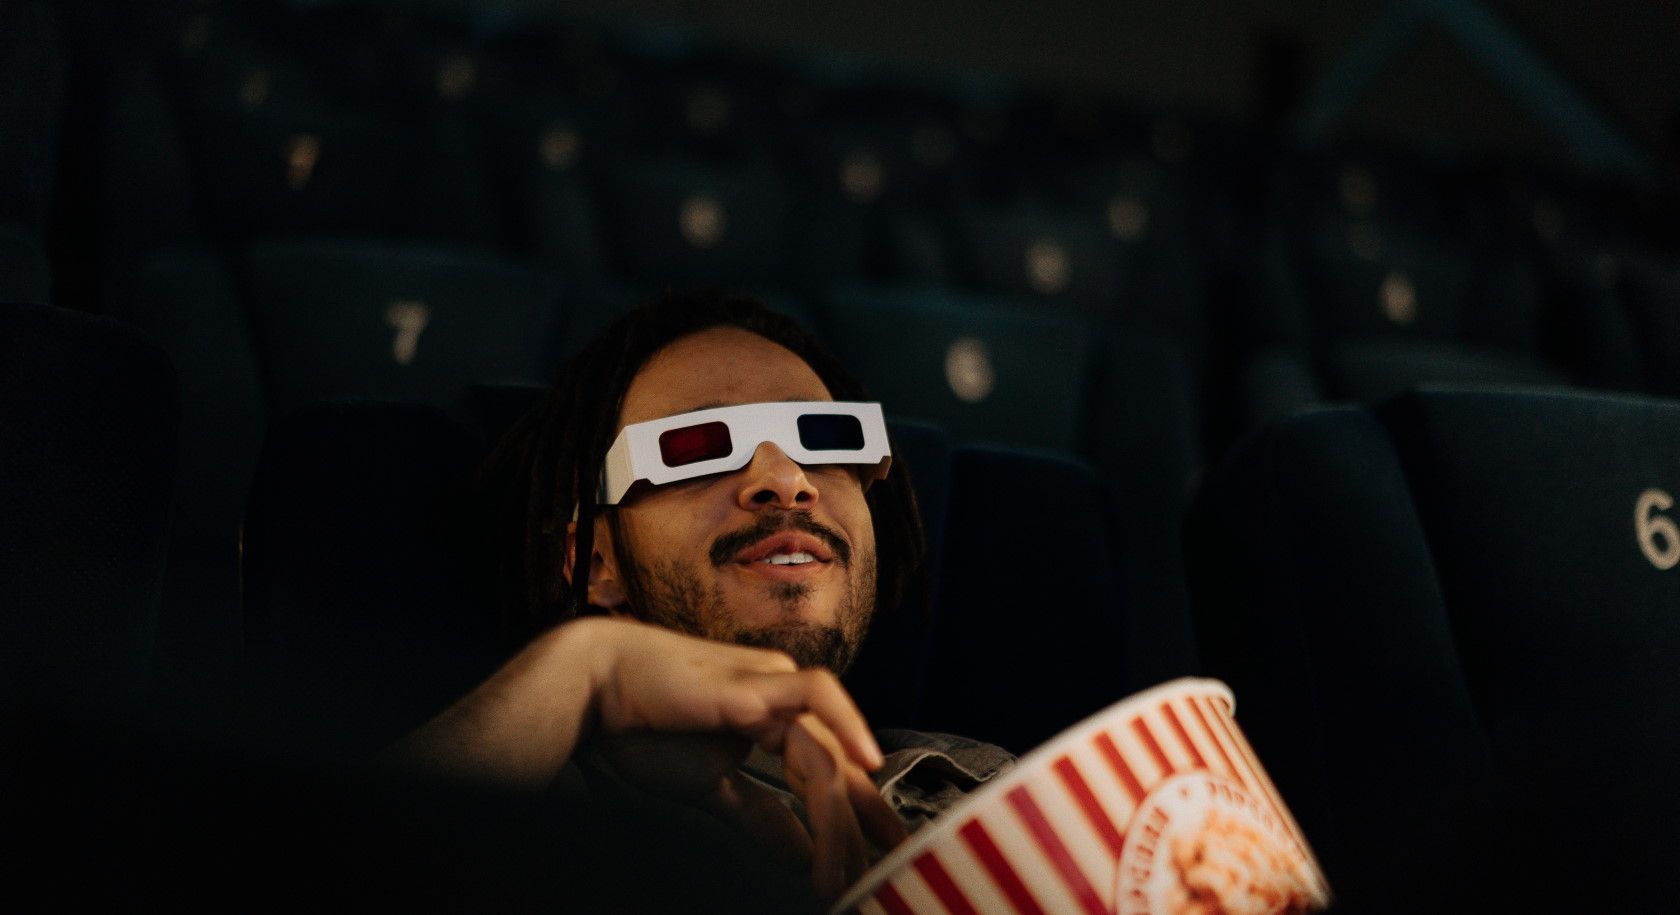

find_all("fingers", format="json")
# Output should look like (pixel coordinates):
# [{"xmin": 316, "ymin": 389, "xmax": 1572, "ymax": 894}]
[
  {"xmin": 847, "ymin": 763, "xmax": 910, "ymax": 854},
  {"xmin": 739, "ymin": 668, "xmax": 884, "ymax": 772},
  {"xmin": 787, "ymin": 716, "xmax": 870, "ymax": 900}
]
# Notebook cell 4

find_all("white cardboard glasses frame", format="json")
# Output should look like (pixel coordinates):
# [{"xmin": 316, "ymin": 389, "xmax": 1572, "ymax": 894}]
[{"xmin": 594, "ymin": 400, "xmax": 892, "ymax": 507}]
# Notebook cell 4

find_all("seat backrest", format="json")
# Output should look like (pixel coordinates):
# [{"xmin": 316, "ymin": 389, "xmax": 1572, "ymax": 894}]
[
  {"xmin": 842, "ymin": 418, "xmax": 951, "ymax": 729},
  {"xmin": 0, "ymin": 223, "xmax": 49, "ymax": 304},
  {"xmin": 0, "ymin": 0, "xmax": 64, "ymax": 233},
  {"xmin": 1186, "ymin": 387, "xmax": 1680, "ymax": 910},
  {"xmin": 1080, "ymin": 332, "xmax": 1202, "ymax": 678},
  {"xmin": 242, "ymin": 401, "xmax": 504, "ymax": 759},
  {"xmin": 480, "ymin": 91, "xmax": 613, "ymax": 278},
  {"xmin": 1376, "ymin": 387, "xmax": 1680, "ymax": 899},
  {"xmin": 242, "ymin": 240, "xmax": 558, "ymax": 419},
  {"xmin": 822, "ymin": 285, "xmax": 1093, "ymax": 451},
  {"xmin": 596, "ymin": 157, "xmax": 794, "ymax": 291},
  {"xmin": 113, "ymin": 249, "xmax": 266, "ymax": 719},
  {"xmin": 1321, "ymin": 338, "xmax": 1567, "ymax": 403},
  {"xmin": 953, "ymin": 207, "xmax": 1126, "ymax": 316},
  {"xmin": 1618, "ymin": 254, "xmax": 1680, "ymax": 396},
  {"xmin": 0, "ymin": 303, "xmax": 178, "ymax": 714},
  {"xmin": 171, "ymin": 17, "xmax": 409, "ymax": 241},
  {"xmin": 921, "ymin": 444, "xmax": 1191, "ymax": 755}
]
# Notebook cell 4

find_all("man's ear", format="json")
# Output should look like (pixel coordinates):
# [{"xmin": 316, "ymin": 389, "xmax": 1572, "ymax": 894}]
[{"xmin": 564, "ymin": 518, "xmax": 628, "ymax": 612}]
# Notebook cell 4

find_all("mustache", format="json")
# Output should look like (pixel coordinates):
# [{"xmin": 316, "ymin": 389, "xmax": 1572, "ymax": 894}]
[{"xmin": 708, "ymin": 511, "xmax": 853, "ymax": 568}]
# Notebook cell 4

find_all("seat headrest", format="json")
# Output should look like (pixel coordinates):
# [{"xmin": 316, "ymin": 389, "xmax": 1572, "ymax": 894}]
[
  {"xmin": 243, "ymin": 399, "xmax": 503, "ymax": 756},
  {"xmin": 0, "ymin": 302, "xmax": 178, "ymax": 712}
]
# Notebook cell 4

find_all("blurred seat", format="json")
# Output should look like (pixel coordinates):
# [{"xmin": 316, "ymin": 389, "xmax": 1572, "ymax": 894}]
[
  {"xmin": 549, "ymin": 283, "xmax": 819, "ymax": 365},
  {"xmin": 0, "ymin": 0, "xmax": 65, "ymax": 234},
  {"xmin": 1270, "ymin": 145, "xmax": 1468, "ymax": 238},
  {"xmin": 182, "ymin": 94, "xmax": 409, "ymax": 241},
  {"xmin": 96, "ymin": 52, "xmax": 202, "ymax": 289},
  {"xmin": 0, "ymin": 302, "xmax": 178, "ymax": 716},
  {"xmin": 378, "ymin": 16, "xmax": 506, "ymax": 247},
  {"xmin": 1023, "ymin": 151, "xmax": 1216, "ymax": 345},
  {"xmin": 1080, "ymin": 333, "xmax": 1202, "ymax": 680},
  {"xmin": 595, "ymin": 156, "xmax": 795, "ymax": 292},
  {"xmin": 822, "ymin": 285, "xmax": 1092, "ymax": 451},
  {"xmin": 163, "ymin": 10, "xmax": 404, "ymax": 238},
  {"xmin": 460, "ymin": 381, "xmax": 548, "ymax": 450},
  {"xmin": 1529, "ymin": 248, "xmax": 1645, "ymax": 393},
  {"xmin": 920, "ymin": 444, "xmax": 1195, "ymax": 755},
  {"xmin": 1186, "ymin": 387, "xmax": 1680, "ymax": 912},
  {"xmin": 783, "ymin": 122, "xmax": 912, "ymax": 288},
  {"xmin": 476, "ymin": 89, "xmax": 612, "ymax": 277},
  {"xmin": 841, "ymin": 419, "xmax": 952, "ymax": 730},
  {"xmin": 952, "ymin": 206, "xmax": 1126, "ymax": 318},
  {"xmin": 109, "ymin": 248, "xmax": 264, "ymax": 727},
  {"xmin": 242, "ymin": 401, "xmax": 505, "ymax": 759},
  {"xmin": 1236, "ymin": 200, "xmax": 1563, "ymax": 430},
  {"xmin": 0, "ymin": 223, "xmax": 50, "ymax": 304},
  {"xmin": 1616, "ymin": 254, "xmax": 1680, "ymax": 397},
  {"xmin": 612, "ymin": 37, "xmax": 784, "ymax": 164},
  {"xmin": 241, "ymin": 240, "xmax": 558, "ymax": 419}
]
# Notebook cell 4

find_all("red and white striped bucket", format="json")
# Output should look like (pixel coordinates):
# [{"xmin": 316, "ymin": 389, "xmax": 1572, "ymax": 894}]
[{"xmin": 834, "ymin": 678, "xmax": 1331, "ymax": 914}]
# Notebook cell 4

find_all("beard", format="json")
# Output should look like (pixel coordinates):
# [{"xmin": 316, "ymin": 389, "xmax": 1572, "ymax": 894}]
[{"xmin": 615, "ymin": 511, "xmax": 876, "ymax": 674}]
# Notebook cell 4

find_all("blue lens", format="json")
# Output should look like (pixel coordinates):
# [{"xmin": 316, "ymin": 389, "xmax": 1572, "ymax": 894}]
[{"xmin": 797, "ymin": 414, "xmax": 865, "ymax": 450}]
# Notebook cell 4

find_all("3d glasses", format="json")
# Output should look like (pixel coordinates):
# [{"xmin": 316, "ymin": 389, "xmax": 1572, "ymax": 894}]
[{"xmin": 595, "ymin": 401, "xmax": 892, "ymax": 506}]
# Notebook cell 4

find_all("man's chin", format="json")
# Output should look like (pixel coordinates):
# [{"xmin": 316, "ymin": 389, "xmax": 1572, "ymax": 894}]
[{"xmin": 731, "ymin": 623, "xmax": 858, "ymax": 674}]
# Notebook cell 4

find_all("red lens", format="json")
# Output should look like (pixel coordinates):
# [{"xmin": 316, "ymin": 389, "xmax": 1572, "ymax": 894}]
[{"xmin": 658, "ymin": 421, "xmax": 733, "ymax": 467}]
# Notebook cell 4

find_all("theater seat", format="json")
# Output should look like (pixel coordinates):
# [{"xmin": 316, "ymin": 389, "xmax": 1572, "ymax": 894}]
[
  {"xmin": 596, "ymin": 157, "xmax": 794, "ymax": 291},
  {"xmin": 111, "ymin": 249, "xmax": 265, "ymax": 726},
  {"xmin": 1321, "ymin": 338, "xmax": 1567, "ymax": 403},
  {"xmin": 952, "ymin": 206, "xmax": 1125, "ymax": 317},
  {"xmin": 242, "ymin": 401, "xmax": 506, "ymax": 759},
  {"xmin": 822, "ymin": 285, "xmax": 1092, "ymax": 451},
  {"xmin": 842, "ymin": 419, "xmax": 952, "ymax": 730},
  {"xmin": 0, "ymin": 0, "xmax": 64, "ymax": 234},
  {"xmin": 921, "ymin": 444, "xmax": 1196, "ymax": 755},
  {"xmin": 478, "ymin": 91, "xmax": 612, "ymax": 277},
  {"xmin": 242, "ymin": 240, "xmax": 558, "ymax": 419},
  {"xmin": 1186, "ymin": 387, "xmax": 1680, "ymax": 912},
  {"xmin": 0, "ymin": 223, "xmax": 49, "ymax": 304},
  {"xmin": 1617, "ymin": 254, "xmax": 1680, "ymax": 397},
  {"xmin": 0, "ymin": 302, "xmax": 177, "ymax": 715},
  {"xmin": 784, "ymin": 122, "xmax": 907, "ymax": 286}
]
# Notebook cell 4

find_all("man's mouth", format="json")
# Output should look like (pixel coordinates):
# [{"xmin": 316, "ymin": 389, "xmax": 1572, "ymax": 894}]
[
  {"xmin": 711, "ymin": 513, "xmax": 852, "ymax": 569},
  {"xmin": 732, "ymin": 532, "xmax": 837, "ymax": 567}
]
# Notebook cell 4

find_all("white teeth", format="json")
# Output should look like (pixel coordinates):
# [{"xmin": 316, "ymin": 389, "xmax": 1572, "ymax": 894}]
[{"xmin": 760, "ymin": 551, "xmax": 816, "ymax": 566}]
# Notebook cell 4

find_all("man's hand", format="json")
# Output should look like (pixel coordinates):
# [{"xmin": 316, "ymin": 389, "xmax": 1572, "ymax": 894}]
[
  {"xmin": 386, "ymin": 617, "xmax": 907, "ymax": 900},
  {"xmin": 587, "ymin": 620, "xmax": 908, "ymax": 899},
  {"xmin": 781, "ymin": 713, "xmax": 911, "ymax": 899}
]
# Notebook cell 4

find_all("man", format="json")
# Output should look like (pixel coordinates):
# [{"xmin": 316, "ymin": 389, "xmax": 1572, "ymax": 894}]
[{"xmin": 389, "ymin": 291, "xmax": 1012, "ymax": 901}]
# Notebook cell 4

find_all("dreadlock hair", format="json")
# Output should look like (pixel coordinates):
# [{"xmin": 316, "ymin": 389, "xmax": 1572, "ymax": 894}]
[{"xmin": 476, "ymin": 289, "xmax": 928, "ymax": 643}]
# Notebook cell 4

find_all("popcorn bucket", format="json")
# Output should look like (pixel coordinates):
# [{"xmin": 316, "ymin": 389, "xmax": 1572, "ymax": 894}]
[{"xmin": 833, "ymin": 678, "xmax": 1331, "ymax": 914}]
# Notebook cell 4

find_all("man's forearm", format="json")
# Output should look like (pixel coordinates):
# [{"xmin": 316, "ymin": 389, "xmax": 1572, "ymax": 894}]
[{"xmin": 379, "ymin": 619, "xmax": 601, "ymax": 789}]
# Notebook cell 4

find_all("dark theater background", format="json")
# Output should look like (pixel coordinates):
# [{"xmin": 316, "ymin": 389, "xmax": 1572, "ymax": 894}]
[{"xmin": 4, "ymin": 0, "xmax": 1678, "ymax": 910}]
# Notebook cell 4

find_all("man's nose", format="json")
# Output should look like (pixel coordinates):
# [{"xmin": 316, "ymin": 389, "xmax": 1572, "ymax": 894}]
[{"xmin": 736, "ymin": 442, "xmax": 818, "ymax": 511}]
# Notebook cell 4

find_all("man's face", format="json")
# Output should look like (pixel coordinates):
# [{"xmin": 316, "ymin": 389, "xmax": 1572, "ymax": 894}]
[{"xmin": 579, "ymin": 326, "xmax": 879, "ymax": 671}]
